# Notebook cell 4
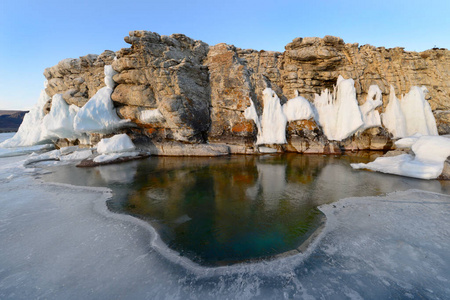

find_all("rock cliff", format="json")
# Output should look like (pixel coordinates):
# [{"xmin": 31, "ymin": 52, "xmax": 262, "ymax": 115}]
[{"xmin": 42, "ymin": 30, "xmax": 450, "ymax": 155}]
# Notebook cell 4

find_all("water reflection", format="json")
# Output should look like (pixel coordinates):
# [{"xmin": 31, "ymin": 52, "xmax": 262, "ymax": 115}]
[{"xmin": 41, "ymin": 153, "xmax": 450, "ymax": 265}]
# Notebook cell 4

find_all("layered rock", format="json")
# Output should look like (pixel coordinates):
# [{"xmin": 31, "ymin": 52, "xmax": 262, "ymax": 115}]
[{"xmin": 40, "ymin": 30, "xmax": 450, "ymax": 154}]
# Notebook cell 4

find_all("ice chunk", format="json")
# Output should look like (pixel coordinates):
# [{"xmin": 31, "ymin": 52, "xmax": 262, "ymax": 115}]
[
  {"xmin": 351, "ymin": 135, "xmax": 450, "ymax": 179},
  {"xmin": 359, "ymin": 85, "xmax": 382, "ymax": 130},
  {"xmin": 96, "ymin": 134, "xmax": 136, "ymax": 154},
  {"xmin": 42, "ymin": 94, "xmax": 80, "ymax": 140},
  {"xmin": 313, "ymin": 76, "xmax": 363, "ymax": 141},
  {"xmin": 0, "ymin": 84, "xmax": 50, "ymax": 147},
  {"xmin": 257, "ymin": 88, "xmax": 287, "ymax": 145},
  {"xmin": 139, "ymin": 109, "xmax": 165, "ymax": 123},
  {"xmin": 23, "ymin": 149, "xmax": 61, "ymax": 165}
]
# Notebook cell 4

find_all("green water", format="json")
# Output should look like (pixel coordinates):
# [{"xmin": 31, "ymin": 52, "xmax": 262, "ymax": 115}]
[{"xmin": 41, "ymin": 153, "xmax": 450, "ymax": 265}]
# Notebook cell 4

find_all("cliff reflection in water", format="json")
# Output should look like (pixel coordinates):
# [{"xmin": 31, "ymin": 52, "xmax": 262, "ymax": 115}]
[{"xmin": 42, "ymin": 153, "xmax": 450, "ymax": 265}]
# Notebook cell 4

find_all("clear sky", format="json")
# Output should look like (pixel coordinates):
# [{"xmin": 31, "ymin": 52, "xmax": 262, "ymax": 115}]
[{"xmin": 1, "ymin": 0, "xmax": 449, "ymax": 110}]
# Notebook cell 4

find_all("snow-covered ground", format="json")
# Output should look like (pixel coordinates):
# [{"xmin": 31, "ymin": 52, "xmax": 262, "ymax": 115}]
[{"xmin": 1, "ymin": 133, "xmax": 450, "ymax": 299}]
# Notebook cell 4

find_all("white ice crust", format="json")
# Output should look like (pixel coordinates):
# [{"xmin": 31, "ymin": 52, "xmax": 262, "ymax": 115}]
[
  {"xmin": 96, "ymin": 134, "xmax": 136, "ymax": 154},
  {"xmin": 351, "ymin": 135, "xmax": 450, "ymax": 179}
]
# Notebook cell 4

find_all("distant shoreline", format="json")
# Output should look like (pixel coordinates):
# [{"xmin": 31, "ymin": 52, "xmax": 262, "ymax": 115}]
[{"xmin": 0, "ymin": 129, "xmax": 18, "ymax": 133}]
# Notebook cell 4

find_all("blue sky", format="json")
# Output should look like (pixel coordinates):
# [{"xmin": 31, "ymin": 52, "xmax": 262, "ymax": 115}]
[{"xmin": 1, "ymin": 0, "xmax": 449, "ymax": 110}]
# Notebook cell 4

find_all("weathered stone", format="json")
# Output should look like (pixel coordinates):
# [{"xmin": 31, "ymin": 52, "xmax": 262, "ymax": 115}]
[
  {"xmin": 112, "ymin": 84, "xmax": 157, "ymax": 107},
  {"xmin": 41, "ymin": 31, "xmax": 450, "ymax": 155}
]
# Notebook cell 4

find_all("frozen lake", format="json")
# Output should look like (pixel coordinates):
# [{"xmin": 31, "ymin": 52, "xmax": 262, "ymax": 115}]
[{"xmin": 1, "ymin": 132, "xmax": 450, "ymax": 299}]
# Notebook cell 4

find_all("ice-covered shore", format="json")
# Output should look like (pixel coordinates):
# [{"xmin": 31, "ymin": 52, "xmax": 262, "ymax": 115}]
[{"xmin": 1, "ymin": 149, "xmax": 450, "ymax": 299}]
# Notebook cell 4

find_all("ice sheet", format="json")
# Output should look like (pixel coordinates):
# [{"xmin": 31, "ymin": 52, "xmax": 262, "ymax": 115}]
[{"xmin": 1, "ymin": 154, "xmax": 450, "ymax": 299}]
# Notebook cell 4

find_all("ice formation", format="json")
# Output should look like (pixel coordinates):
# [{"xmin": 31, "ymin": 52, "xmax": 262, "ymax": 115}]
[
  {"xmin": 244, "ymin": 99, "xmax": 261, "ymax": 133},
  {"xmin": 351, "ymin": 135, "xmax": 450, "ymax": 179},
  {"xmin": 313, "ymin": 76, "xmax": 364, "ymax": 141},
  {"xmin": 244, "ymin": 89, "xmax": 314, "ymax": 145},
  {"xmin": 282, "ymin": 91, "xmax": 314, "ymax": 122},
  {"xmin": 104, "ymin": 65, "xmax": 118, "ymax": 89},
  {"xmin": 73, "ymin": 87, "xmax": 129, "ymax": 133},
  {"xmin": 73, "ymin": 64, "xmax": 129, "ymax": 133},
  {"xmin": 257, "ymin": 89, "xmax": 288, "ymax": 145},
  {"xmin": 381, "ymin": 86, "xmax": 438, "ymax": 138},
  {"xmin": 96, "ymin": 134, "xmax": 136, "ymax": 154},
  {"xmin": 401, "ymin": 86, "xmax": 438, "ymax": 136},
  {"xmin": 381, "ymin": 86, "xmax": 407, "ymax": 138},
  {"xmin": 359, "ymin": 85, "xmax": 382, "ymax": 130},
  {"xmin": 1, "ymin": 65, "xmax": 129, "ymax": 148},
  {"xmin": 42, "ymin": 94, "xmax": 81, "ymax": 140},
  {"xmin": 0, "ymin": 83, "xmax": 51, "ymax": 147}
]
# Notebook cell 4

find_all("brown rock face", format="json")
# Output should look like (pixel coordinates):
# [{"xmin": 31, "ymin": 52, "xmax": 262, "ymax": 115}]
[
  {"xmin": 111, "ymin": 31, "xmax": 211, "ymax": 142},
  {"xmin": 42, "ymin": 30, "xmax": 450, "ymax": 153}
]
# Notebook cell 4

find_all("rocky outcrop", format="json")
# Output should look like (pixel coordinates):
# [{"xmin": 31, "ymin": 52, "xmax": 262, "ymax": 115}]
[
  {"xmin": 42, "ymin": 30, "xmax": 450, "ymax": 155},
  {"xmin": 44, "ymin": 51, "xmax": 116, "ymax": 109}
]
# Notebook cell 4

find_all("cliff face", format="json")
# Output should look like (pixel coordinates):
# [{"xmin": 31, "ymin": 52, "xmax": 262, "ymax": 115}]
[{"xmin": 43, "ymin": 30, "xmax": 450, "ymax": 153}]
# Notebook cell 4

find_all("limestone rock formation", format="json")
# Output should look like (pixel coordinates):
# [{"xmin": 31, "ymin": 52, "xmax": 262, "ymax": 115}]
[{"xmin": 40, "ymin": 30, "xmax": 450, "ymax": 155}]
